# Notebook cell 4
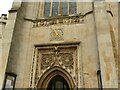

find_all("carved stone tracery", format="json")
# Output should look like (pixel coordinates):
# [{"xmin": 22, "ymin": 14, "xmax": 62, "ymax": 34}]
[
  {"xmin": 32, "ymin": 15, "xmax": 84, "ymax": 27},
  {"xmin": 30, "ymin": 44, "xmax": 79, "ymax": 88},
  {"xmin": 59, "ymin": 53, "xmax": 73, "ymax": 68},
  {"xmin": 41, "ymin": 53, "xmax": 54, "ymax": 70}
]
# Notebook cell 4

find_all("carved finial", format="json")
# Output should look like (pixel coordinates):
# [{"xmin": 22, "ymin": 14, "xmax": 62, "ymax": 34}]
[
  {"xmin": 55, "ymin": 46, "xmax": 58, "ymax": 50},
  {"xmin": 54, "ymin": 46, "xmax": 58, "ymax": 55}
]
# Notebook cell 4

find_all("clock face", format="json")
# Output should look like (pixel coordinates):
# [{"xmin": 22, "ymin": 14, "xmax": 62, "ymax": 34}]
[{"xmin": 50, "ymin": 28, "xmax": 63, "ymax": 41}]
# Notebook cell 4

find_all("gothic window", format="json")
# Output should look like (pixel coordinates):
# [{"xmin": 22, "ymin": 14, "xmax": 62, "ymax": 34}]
[
  {"xmin": 43, "ymin": 0, "xmax": 76, "ymax": 17},
  {"xmin": 44, "ymin": 0, "xmax": 51, "ymax": 17},
  {"xmin": 61, "ymin": 0, "xmax": 68, "ymax": 15},
  {"xmin": 69, "ymin": 0, "xmax": 76, "ymax": 15},
  {"xmin": 52, "ymin": 0, "xmax": 59, "ymax": 16}
]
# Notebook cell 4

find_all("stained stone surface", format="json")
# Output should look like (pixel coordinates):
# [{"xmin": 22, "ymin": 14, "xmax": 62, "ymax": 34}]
[{"xmin": 0, "ymin": 1, "xmax": 118, "ymax": 89}]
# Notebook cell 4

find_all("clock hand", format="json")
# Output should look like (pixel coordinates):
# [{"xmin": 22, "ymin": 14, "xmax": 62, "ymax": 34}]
[{"xmin": 54, "ymin": 29, "xmax": 59, "ymax": 36}]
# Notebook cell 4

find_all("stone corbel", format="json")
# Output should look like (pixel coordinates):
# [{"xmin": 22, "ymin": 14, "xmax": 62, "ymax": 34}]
[
  {"xmin": 8, "ymin": 7, "xmax": 20, "ymax": 13},
  {"xmin": 9, "ymin": 0, "xmax": 22, "ymax": 13}
]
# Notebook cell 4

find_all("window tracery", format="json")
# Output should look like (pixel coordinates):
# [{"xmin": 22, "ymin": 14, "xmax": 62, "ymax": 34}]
[{"xmin": 43, "ymin": 0, "xmax": 76, "ymax": 17}]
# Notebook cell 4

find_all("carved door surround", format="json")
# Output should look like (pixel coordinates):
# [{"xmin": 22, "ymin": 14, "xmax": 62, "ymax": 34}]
[{"xmin": 30, "ymin": 42, "xmax": 81, "ymax": 89}]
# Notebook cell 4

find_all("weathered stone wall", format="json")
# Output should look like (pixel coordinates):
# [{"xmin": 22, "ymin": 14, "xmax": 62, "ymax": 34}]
[
  {"xmin": 94, "ymin": 2, "xmax": 118, "ymax": 88},
  {"xmin": 106, "ymin": 2, "xmax": 118, "ymax": 75},
  {"xmin": 118, "ymin": 3, "xmax": 120, "ymax": 89},
  {"xmin": 1, "ymin": 1, "xmax": 22, "ymax": 89},
  {"xmin": 0, "ymin": 14, "xmax": 7, "ymax": 89},
  {"xmin": 2, "ymin": 1, "xmax": 118, "ymax": 89}
]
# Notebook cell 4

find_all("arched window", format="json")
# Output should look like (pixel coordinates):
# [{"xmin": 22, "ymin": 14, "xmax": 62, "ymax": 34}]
[
  {"xmin": 61, "ymin": 0, "xmax": 68, "ymax": 15},
  {"xmin": 44, "ymin": 0, "xmax": 51, "ymax": 17},
  {"xmin": 69, "ymin": 0, "xmax": 76, "ymax": 15},
  {"xmin": 43, "ymin": 0, "xmax": 76, "ymax": 17},
  {"xmin": 52, "ymin": 0, "xmax": 59, "ymax": 16}
]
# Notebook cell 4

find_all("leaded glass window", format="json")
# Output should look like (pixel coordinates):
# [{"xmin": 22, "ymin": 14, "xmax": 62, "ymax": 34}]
[
  {"xmin": 69, "ymin": 0, "xmax": 76, "ymax": 15},
  {"xmin": 52, "ymin": 0, "xmax": 58, "ymax": 16},
  {"xmin": 43, "ymin": 0, "xmax": 76, "ymax": 17},
  {"xmin": 61, "ymin": 0, "xmax": 68, "ymax": 15},
  {"xmin": 44, "ymin": 0, "xmax": 50, "ymax": 17}
]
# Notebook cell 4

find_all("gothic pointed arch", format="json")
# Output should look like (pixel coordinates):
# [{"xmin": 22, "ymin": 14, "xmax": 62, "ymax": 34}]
[{"xmin": 36, "ymin": 66, "xmax": 75, "ymax": 89}]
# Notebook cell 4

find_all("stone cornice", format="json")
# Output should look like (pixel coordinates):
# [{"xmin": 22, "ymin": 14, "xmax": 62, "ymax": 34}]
[
  {"xmin": 35, "ymin": 41, "xmax": 80, "ymax": 47},
  {"xmin": 9, "ymin": 7, "xmax": 19, "ymax": 13},
  {"xmin": 33, "ymin": 15, "xmax": 84, "ymax": 27},
  {"xmin": 24, "ymin": 11, "xmax": 93, "ymax": 27}
]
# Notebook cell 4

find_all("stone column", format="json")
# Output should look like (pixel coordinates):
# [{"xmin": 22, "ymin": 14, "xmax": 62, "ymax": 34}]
[
  {"xmin": 1, "ymin": 1, "xmax": 22, "ymax": 89},
  {"xmin": 93, "ymin": 1, "xmax": 118, "ymax": 88}
]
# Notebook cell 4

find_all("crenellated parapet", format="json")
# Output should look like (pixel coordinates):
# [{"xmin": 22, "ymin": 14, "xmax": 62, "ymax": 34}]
[
  {"xmin": 0, "ymin": 14, "xmax": 7, "ymax": 39},
  {"xmin": 0, "ymin": 14, "xmax": 7, "ymax": 24}
]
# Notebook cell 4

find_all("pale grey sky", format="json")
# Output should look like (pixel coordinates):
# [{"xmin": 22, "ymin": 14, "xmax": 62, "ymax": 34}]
[{"xmin": 0, "ymin": 0, "xmax": 13, "ymax": 15}]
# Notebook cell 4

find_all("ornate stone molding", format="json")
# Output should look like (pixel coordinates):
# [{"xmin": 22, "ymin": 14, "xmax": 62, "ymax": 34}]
[
  {"xmin": 32, "ymin": 15, "xmax": 84, "ymax": 27},
  {"xmin": 24, "ymin": 11, "xmax": 94, "ymax": 27},
  {"xmin": 30, "ymin": 42, "xmax": 80, "ymax": 88},
  {"xmin": 36, "ymin": 46, "xmax": 77, "ymax": 86},
  {"xmin": 24, "ymin": 14, "xmax": 86, "ymax": 28}
]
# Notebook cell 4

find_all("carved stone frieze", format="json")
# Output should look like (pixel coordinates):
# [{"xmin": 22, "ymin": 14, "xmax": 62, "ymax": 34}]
[
  {"xmin": 32, "ymin": 15, "xmax": 84, "ymax": 27},
  {"xmin": 30, "ymin": 44, "xmax": 80, "ymax": 87}
]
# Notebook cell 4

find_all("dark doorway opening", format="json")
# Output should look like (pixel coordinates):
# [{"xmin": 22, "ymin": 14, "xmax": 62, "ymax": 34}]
[{"xmin": 47, "ymin": 75, "xmax": 69, "ymax": 90}]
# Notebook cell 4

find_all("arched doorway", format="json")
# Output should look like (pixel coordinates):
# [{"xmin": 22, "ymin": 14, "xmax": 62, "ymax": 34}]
[
  {"xmin": 47, "ymin": 75, "xmax": 69, "ymax": 90},
  {"xmin": 37, "ymin": 66, "xmax": 75, "ymax": 89}
]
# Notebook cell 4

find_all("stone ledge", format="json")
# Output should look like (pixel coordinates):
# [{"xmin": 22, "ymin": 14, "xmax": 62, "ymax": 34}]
[
  {"xmin": 35, "ymin": 41, "xmax": 80, "ymax": 48},
  {"xmin": 24, "ymin": 11, "xmax": 93, "ymax": 27}
]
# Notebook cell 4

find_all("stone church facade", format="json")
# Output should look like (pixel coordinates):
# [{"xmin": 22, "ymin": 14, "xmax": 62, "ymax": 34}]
[{"xmin": 0, "ymin": 0, "xmax": 118, "ymax": 89}]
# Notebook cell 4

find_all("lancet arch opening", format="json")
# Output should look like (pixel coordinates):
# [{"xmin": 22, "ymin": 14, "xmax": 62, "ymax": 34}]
[{"xmin": 37, "ymin": 66, "xmax": 75, "ymax": 89}]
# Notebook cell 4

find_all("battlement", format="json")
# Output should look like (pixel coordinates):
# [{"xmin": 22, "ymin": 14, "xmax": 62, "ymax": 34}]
[{"xmin": 0, "ymin": 14, "xmax": 7, "ymax": 24}]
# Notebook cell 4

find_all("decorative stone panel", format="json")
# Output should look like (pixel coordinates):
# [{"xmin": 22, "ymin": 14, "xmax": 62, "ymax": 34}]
[
  {"xmin": 50, "ymin": 28, "xmax": 64, "ymax": 41},
  {"xmin": 32, "ymin": 15, "xmax": 84, "ymax": 27},
  {"xmin": 30, "ymin": 43, "xmax": 80, "ymax": 88}
]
